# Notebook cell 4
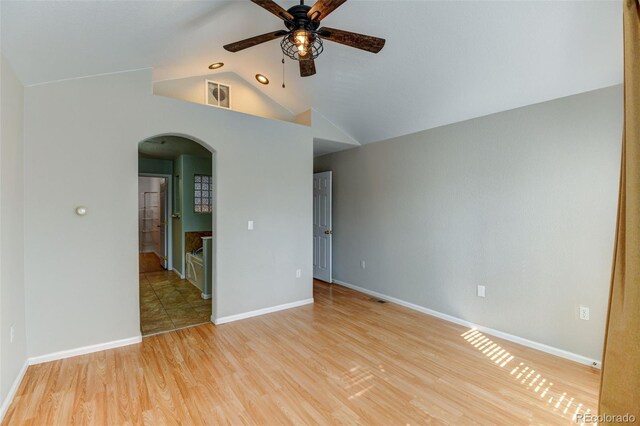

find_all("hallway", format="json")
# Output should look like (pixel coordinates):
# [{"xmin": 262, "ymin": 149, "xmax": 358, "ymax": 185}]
[{"xmin": 139, "ymin": 270, "xmax": 212, "ymax": 335}]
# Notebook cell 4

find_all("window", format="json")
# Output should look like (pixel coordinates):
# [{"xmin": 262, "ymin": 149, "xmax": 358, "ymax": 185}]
[{"xmin": 194, "ymin": 175, "xmax": 213, "ymax": 213}]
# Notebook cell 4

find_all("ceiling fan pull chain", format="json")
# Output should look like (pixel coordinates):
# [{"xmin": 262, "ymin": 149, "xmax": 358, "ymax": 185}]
[{"xmin": 282, "ymin": 53, "xmax": 286, "ymax": 88}]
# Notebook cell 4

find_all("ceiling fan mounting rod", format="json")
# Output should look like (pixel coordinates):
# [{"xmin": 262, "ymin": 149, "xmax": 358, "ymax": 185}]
[{"xmin": 284, "ymin": 4, "xmax": 319, "ymax": 31}]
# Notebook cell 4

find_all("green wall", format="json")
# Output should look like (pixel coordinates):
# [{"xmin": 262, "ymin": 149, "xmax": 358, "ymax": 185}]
[
  {"xmin": 172, "ymin": 154, "xmax": 213, "ymax": 275},
  {"xmin": 182, "ymin": 155, "xmax": 213, "ymax": 233},
  {"xmin": 172, "ymin": 156, "xmax": 184, "ymax": 274},
  {"xmin": 138, "ymin": 158, "xmax": 173, "ymax": 175}
]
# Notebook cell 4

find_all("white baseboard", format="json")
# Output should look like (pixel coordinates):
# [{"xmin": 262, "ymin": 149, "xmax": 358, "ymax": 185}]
[
  {"xmin": 172, "ymin": 268, "xmax": 185, "ymax": 279},
  {"xmin": 332, "ymin": 279, "xmax": 601, "ymax": 368},
  {"xmin": 214, "ymin": 298, "xmax": 314, "ymax": 325},
  {"xmin": 0, "ymin": 360, "xmax": 29, "ymax": 422},
  {"xmin": 28, "ymin": 335, "xmax": 142, "ymax": 365}
]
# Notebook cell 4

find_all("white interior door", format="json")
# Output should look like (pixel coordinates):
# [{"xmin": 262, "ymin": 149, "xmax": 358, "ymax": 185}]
[{"xmin": 313, "ymin": 171, "xmax": 332, "ymax": 282}]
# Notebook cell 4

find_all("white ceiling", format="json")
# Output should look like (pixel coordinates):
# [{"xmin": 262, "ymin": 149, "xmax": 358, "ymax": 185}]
[{"xmin": 1, "ymin": 1, "xmax": 622, "ymax": 144}]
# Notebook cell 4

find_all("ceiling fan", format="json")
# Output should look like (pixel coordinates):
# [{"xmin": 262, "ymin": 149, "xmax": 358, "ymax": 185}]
[{"xmin": 223, "ymin": 0, "xmax": 386, "ymax": 77}]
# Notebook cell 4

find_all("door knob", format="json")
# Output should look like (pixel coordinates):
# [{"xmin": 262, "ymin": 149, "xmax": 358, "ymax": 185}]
[{"xmin": 324, "ymin": 230, "xmax": 333, "ymax": 235}]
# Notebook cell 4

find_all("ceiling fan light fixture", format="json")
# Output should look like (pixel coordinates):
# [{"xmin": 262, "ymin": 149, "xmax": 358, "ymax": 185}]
[
  {"xmin": 294, "ymin": 29, "xmax": 309, "ymax": 55},
  {"xmin": 255, "ymin": 74, "xmax": 270, "ymax": 85},
  {"xmin": 281, "ymin": 30, "xmax": 323, "ymax": 61},
  {"xmin": 208, "ymin": 62, "xmax": 224, "ymax": 70}
]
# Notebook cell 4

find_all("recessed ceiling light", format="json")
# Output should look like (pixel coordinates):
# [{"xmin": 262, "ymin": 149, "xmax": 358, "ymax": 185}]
[
  {"xmin": 255, "ymin": 74, "xmax": 269, "ymax": 85},
  {"xmin": 208, "ymin": 62, "xmax": 224, "ymax": 70}
]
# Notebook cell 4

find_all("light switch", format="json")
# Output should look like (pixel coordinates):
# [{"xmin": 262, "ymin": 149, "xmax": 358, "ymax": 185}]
[
  {"xmin": 477, "ymin": 285, "xmax": 486, "ymax": 298},
  {"xmin": 248, "ymin": 220, "xmax": 254, "ymax": 230}
]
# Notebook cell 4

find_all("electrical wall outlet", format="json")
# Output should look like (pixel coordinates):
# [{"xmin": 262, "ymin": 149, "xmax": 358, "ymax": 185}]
[
  {"xmin": 360, "ymin": 260, "xmax": 366, "ymax": 269},
  {"xmin": 247, "ymin": 220, "xmax": 254, "ymax": 230},
  {"xmin": 477, "ymin": 285, "xmax": 486, "ymax": 298},
  {"xmin": 579, "ymin": 306, "xmax": 590, "ymax": 321},
  {"xmin": 296, "ymin": 269, "xmax": 301, "ymax": 278}
]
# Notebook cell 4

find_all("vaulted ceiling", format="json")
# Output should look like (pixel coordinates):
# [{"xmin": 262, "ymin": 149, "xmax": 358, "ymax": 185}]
[{"xmin": 1, "ymin": 1, "xmax": 622, "ymax": 144}]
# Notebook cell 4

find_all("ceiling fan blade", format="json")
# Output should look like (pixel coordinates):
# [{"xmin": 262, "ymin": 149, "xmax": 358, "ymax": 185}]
[
  {"xmin": 299, "ymin": 57, "xmax": 316, "ymax": 77},
  {"xmin": 251, "ymin": 0, "xmax": 294, "ymax": 22},
  {"xmin": 307, "ymin": 0, "xmax": 347, "ymax": 22},
  {"xmin": 318, "ymin": 27, "xmax": 385, "ymax": 53},
  {"xmin": 224, "ymin": 30, "xmax": 287, "ymax": 52}
]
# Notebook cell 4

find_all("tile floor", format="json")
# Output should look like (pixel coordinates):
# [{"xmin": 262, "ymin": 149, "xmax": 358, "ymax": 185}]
[
  {"xmin": 139, "ymin": 270, "xmax": 212, "ymax": 335},
  {"xmin": 139, "ymin": 252, "xmax": 165, "ymax": 273}
]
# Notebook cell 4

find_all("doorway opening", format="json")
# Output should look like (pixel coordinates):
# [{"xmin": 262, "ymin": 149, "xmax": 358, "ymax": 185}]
[
  {"xmin": 138, "ymin": 135, "xmax": 215, "ymax": 336},
  {"xmin": 313, "ymin": 171, "xmax": 332, "ymax": 282},
  {"xmin": 139, "ymin": 176, "xmax": 169, "ymax": 273}
]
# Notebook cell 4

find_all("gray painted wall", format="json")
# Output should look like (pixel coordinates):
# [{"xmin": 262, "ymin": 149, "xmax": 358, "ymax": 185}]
[
  {"xmin": 0, "ymin": 56, "xmax": 27, "ymax": 405},
  {"xmin": 24, "ymin": 69, "xmax": 313, "ymax": 358},
  {"xmin": 315, "ymin": 85, "xmax": 622, "ymax": 360}
]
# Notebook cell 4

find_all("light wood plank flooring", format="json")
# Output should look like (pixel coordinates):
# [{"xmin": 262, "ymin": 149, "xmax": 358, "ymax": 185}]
[{"xmin": 3, "ymin": 281, "xmax": 599, "ymax": 425}]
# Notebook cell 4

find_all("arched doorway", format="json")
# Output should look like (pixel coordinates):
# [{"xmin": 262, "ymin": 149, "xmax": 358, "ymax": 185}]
[{"xmin": 137, "ymin": 134, "xmax": 216, "ymax": 336}]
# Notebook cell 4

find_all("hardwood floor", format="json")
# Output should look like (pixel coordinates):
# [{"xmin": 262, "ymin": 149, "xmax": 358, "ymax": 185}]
[{"xmin": 3, "ymin": 281, "xmax": 599, "ymax": 425}]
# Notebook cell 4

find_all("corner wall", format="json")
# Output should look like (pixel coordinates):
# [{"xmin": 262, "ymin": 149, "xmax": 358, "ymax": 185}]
[
  {"xmin": 23, "ymin": 69, "xmax": 313, "ymax": 358},
  {"xmin": 0, "ymin": 55, "xmax": 27, "ymax": 415},
  {"xmin": 315, "ymin": 85, "xmax": 622, "ymax": 361}
]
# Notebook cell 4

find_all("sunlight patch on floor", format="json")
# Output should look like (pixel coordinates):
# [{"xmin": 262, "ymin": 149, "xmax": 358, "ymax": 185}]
[
  {"xmin": 344, "ymin": 364, "xmax": 376, "ymax": 400},
  {"xmin": 460, "ymin": 329, "xmax": 593, "ymax": 424}
]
